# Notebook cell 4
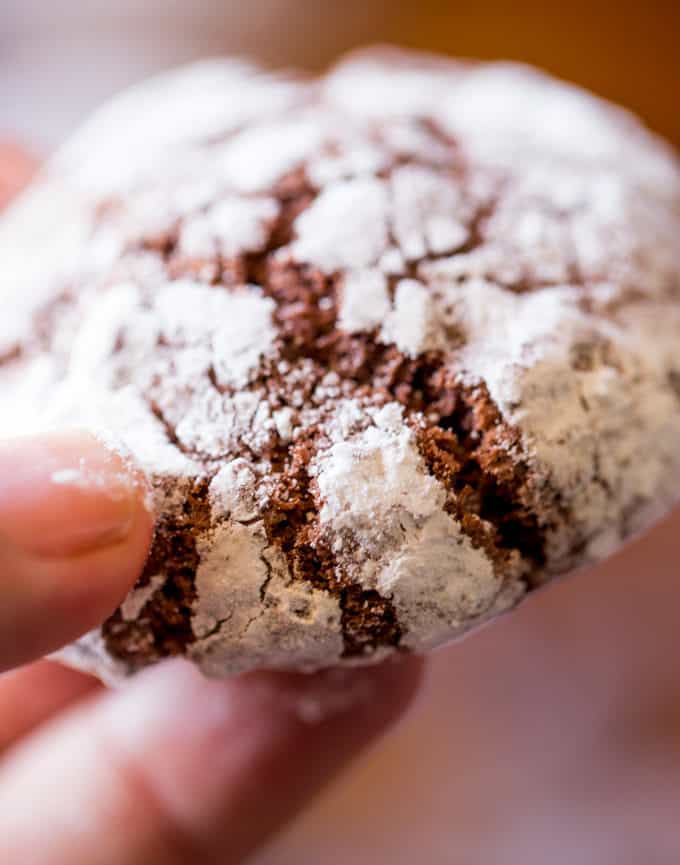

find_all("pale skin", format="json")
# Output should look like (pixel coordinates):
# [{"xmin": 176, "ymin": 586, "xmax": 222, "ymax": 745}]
[{"xmin": 0, "ymin": 152, "xmax": 423, "ymax": 865}]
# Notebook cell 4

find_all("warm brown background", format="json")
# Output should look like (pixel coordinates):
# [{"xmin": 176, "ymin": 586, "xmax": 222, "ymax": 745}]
[
  {"xmin": 2, "ymin": 2, "xmax": 680, "ymax": 148},
  {"xmin": 362, "ymin": 3, "xmax": 680, "ymax": 148},
  {"xmin": 2, "ymin": 3, "xmax": 680, "ymax": 864}
]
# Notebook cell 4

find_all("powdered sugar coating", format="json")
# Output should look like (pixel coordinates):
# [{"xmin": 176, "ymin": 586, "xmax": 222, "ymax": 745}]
[
  {"xmin": 178, "ymin": 196, "xmax": 280, "ymax": 259},
  {"xmin": 380, "ymin": 279, "xmax": 447, "ymax": 357},
  {"xmin": 312, "ymin": 403, "xmax": 503, "ymax": 651},
  {"xmin": 291, "ymin": 177, "xmax": 390, "ymax": 271},
  {"xmin": 1, "ymin": 48, "xmax": 679, "ymax": 680},
  {"xmin": 338, "ymin": 270, "xmax": 391, "ymax": 333}
]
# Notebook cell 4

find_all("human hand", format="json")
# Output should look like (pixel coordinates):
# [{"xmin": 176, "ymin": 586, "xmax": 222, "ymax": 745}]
[
  {"xmin": 0, "ymin": 142, "xmax": 37, "ymax": 209},
  {"xmin": 0, "ymin": 153, "xmax": 423, "ymax": 865}
]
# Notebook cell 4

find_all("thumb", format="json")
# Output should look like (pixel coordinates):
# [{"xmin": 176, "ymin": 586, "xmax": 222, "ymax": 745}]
[
  {"xmin": 0, "ymin": 657, "xmax": 423, "ymax": 865},
  {"xmin": 0, "ymin": 431, "xmax": 154, "ymax": 671}
]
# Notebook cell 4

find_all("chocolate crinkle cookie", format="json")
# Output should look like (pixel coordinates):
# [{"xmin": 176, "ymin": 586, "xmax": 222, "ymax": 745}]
[{"xmin": 1, "ymin": 48, "xmax": 679, "ymax": 682}]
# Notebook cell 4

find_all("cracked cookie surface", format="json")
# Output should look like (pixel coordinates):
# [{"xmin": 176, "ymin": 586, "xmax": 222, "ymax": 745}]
[{"xmin": 1, "ymin": 48, "xmax": 679, "ymax": 681}]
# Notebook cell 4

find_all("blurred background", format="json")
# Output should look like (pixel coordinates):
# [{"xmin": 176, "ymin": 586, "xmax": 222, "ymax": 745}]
[
  {"xmin": 2, "ymin": 3, "xmax": 680, "ymax": 863},
  {"xmin": 3, "ymin": 1, "xmax": 680, "ymax": 152}
]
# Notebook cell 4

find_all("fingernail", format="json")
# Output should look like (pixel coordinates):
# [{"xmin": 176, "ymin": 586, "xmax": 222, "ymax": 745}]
[{"xmin": 0, "ymin": 431, "xmax": 150, "ymax": 558}]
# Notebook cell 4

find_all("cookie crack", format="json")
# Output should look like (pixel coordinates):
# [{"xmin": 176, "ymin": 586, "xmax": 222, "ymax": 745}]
[
  {"xmin": 262, "ymin": 431, "xmax": 403, "ymax": 657},
  {"xmin": 0, "ymin": 345, "xmax": 21, "ymax": 366},
  {"xmin": 198, "ymin": 612, "xmax": 235, "ymax": 641},
  {"xmin": 103, "ymin": 478, "xmax": 212, "ymax": 669},
  {"xmin": 146, "ymin": 399, "xmax": 186, "ymax": 450},
  {"xmin": 414, "ymin": 378, "xmax": 548, "ymax": 575},
  {"xmin": 258, "ymin": 548, "xmax": 274, "ymax": 603}
]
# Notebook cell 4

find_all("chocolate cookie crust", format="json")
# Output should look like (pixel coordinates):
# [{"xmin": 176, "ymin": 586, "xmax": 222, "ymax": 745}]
[{"xmin": 1, "ymin": 49, "xmax": 679, "ymax": 681}]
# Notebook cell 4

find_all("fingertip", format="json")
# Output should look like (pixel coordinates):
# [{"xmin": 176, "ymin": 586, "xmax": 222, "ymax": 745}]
[
  {"xmin": 0, "ymin": 141, "xmax": 38, "ymax": 208},
  {"xmin": 357, "ymin": 653, "xmax": 426, "ymax": 727},
  {"xmin": 0, "ymin": 431, "xmax": 154, "ymax": 669},
  {"xmin": 0, "ymin": 430, "xmax": 152, "ymax": 558},
  {"xmin": 246, "ymin": 653, "xmax": 426, "ymax": 734}
]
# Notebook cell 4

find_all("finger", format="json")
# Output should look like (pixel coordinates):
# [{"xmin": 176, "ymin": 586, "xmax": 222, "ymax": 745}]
[
  {"xmin": 0, "ymin": 661, "xmax": 101, "ymax": 753},
  {"xmin": 0, "ymin": 431, "xmax": 154, "ymax": 670},
  {"xmin": 0, "ymin": 141, "xmax": 37, "ymax": 208},
  {"xmin": 0, "ymin": 656, "xmax": 423, "ymax": 865}
]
